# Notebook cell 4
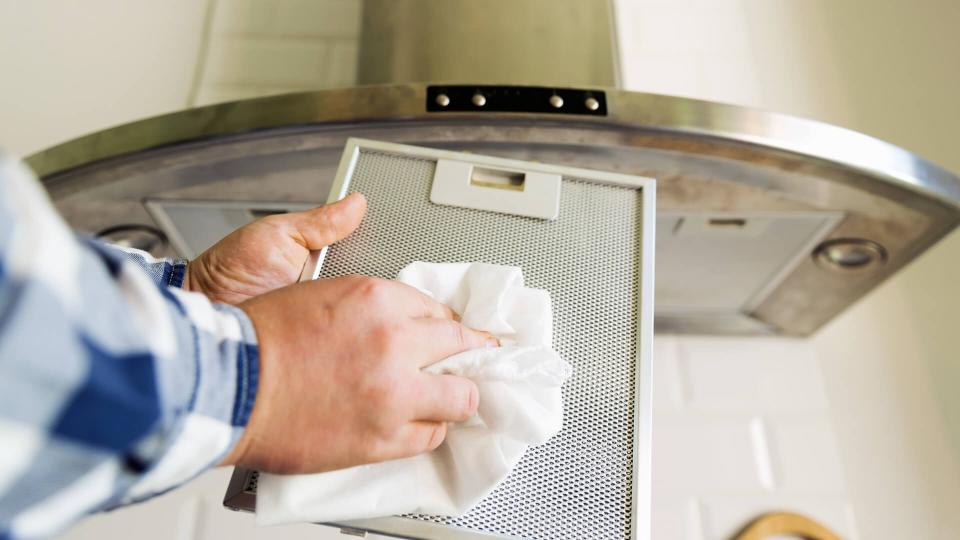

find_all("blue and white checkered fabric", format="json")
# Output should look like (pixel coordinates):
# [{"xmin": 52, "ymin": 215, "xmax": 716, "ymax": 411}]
[{"xmin": 0, "ymin": 153, "xmax": 260, "ymax": 539}]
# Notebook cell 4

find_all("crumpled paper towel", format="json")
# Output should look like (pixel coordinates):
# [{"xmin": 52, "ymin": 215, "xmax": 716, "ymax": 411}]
[{"xmin": 255, "ymin": 261, "xmax": 571, "ymax": 525}]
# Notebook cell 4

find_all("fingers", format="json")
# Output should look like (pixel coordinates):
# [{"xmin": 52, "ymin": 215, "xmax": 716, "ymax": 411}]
[
  {"xmin": 410, "ymin": 318, "xmax": 500, "ymax": 367},
  {"xmin": 413, "ymin": 373, "xmax": 479, "ymax": 422},
  {"xmin": 373, "ymin": 421, "xmax": 448, "ymax": 462},
  {"xmin": 290, "ymin": 192, "xmax": 367, "ymax": 249}
]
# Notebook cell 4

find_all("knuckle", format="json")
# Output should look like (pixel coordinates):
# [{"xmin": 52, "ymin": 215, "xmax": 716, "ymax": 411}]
[
  {"xmin": 361, "ymin": 376, "xmax": 390, "ymax": 408},
  {"xmin": 372, "ymin": 415, "xmax": 398, "ymax": 439},
  {"xmin": 356, "ymin": 276, "xmax": 391, "ymax": 305},
  {"xmin": 341, "ymin": 274, "xmax": 368, "ymax": 286},
  {"xmin": 361, "ymin": 373, "xmax": 405, "ymax": 418},
  {"xmin": 369, "ymin": 321, "xmax": 403, "ymax": 356},
  {"xmin": 334, "ymin": 274, "xmax": 366, "ymax": 294}
]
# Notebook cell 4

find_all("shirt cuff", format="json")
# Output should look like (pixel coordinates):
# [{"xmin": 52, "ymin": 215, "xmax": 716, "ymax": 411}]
[
  {"xmin": 118, "ymin": 297, "xmax": 261, "ymax": 505},
  {"xmin": 168, "ymin": 258, "xmax": 188, "ymax": 288},
  {"xmin": 218, "ymin": 302, "xmax": 260, "ymax": 430}
]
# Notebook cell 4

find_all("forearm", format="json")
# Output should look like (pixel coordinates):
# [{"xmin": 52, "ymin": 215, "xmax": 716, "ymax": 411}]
[{"xmin": 0, "ymin": 154, "xmax": 258, "ymax": 539}]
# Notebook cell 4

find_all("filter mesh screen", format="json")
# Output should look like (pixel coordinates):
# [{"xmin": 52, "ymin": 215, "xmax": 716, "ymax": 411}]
[{"xmin": 317, "ymin": 150, "xmax": 643, "ymax": 539}]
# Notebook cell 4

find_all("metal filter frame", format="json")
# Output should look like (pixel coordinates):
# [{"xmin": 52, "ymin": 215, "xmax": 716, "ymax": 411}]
[{"xmin": 223, "ymin": 139, "xmax": 657, "ymax": 540}]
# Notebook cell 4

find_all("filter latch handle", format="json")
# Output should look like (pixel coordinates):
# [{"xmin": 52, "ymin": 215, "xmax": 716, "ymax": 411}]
[{"xmin": 430, "ymin": 159, "xmax": 561, "ymax": 220}]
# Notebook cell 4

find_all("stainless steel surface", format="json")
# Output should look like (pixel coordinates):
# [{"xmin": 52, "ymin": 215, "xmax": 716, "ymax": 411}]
[
  {"xmin": 656, "ymin": 210, "xmax": 842, "ymax": 322},
  {"xmin": 357, "ymin": 0, "xmax": 618, "ymax": 88},
  {"xmin": 144, "ymin": 200, "xmax": 315, "ymax": 259},
  {"xmin": 27, "ymin": 84, "xmax": 960, "ymax": 335}
]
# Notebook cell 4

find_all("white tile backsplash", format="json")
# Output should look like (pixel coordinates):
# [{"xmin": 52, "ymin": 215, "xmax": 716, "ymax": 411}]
[
  {"xmin": 767, "ymin": 416, "xmax": 847, "ymax": 494},
  {"xmin": 651, "ymin": 495, "xmax": 706, "ymax": 540},
  {"xmin": 654, "ymin": 414, "xmax": 766, "ymax": 494},
  {"xmin": 653, "ymin": 336, "xmax": 852, "ymax": 538},
  {"xmin": 652, "ymin": 335, "xmax": 685, "ymax": 411},
  {"xmin": 675, "ymin": 337, "xmax": 830, "ymax": 413}
]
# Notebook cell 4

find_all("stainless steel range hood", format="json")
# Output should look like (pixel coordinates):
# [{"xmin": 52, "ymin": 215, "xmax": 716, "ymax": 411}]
[{"xmin": 26, "ymin": 1, "xmax": 960, "ymax": 337}]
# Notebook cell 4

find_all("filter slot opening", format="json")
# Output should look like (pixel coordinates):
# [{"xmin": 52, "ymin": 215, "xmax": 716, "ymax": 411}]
[{"xmin": 470, "ymin": 167, "xmax": 526, "ymax": 192}]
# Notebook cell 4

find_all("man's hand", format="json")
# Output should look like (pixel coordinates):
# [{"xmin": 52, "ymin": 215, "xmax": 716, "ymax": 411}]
[
  {"xmin": 184, "ymin": 193, "xmax": 367, "ymax": 304},
  {"xmin": 223, "ymin": 275, "xmax": 498, "ymax": 474}
]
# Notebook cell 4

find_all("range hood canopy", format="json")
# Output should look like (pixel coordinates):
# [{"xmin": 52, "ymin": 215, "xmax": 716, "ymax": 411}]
[{"xmin": 28, "ymin": 84, "xmax": 960, "ymax": 336}]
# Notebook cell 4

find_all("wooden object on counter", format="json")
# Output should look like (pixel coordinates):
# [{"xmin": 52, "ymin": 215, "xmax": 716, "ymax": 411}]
[{"xmin": 732, "ymin": 511, "xmax": 843, "ymax": 540}]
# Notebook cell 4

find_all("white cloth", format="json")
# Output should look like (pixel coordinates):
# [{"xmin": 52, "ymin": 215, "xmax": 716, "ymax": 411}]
[{"xmin": 255, "ymin": 262, "xmax": 572, "ymax": 525}]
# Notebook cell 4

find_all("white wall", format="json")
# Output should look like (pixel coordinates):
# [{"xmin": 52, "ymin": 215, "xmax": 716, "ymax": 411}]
[
  {"xmin": 651, "ymin": 336, "xmax": 857, "ymax": 539},
  {"xmin": 617, "ymin": 0, "xmax": 960, "ymax": 538},
  {"xmin": 0, "ymin": 1, "xmax": 207, "ymax": 157},
  {"xmin": 0, "ymin": 0, "xmax": 361, "ymax": 158}
]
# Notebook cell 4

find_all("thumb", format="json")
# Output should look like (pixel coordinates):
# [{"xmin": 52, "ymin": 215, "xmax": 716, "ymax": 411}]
[{"xmin": 291, "ymin": 192, "xmax": 367, "ymax": 249}]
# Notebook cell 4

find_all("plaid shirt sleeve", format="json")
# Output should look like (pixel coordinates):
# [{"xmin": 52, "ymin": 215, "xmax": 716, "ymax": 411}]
[
  {"xmin": 0, "ymin": 153, "xmax": 260, "ymax": 539},
  {"xmin": 106, "ymin": 245, "xmax": 190, "ymax": 290}
]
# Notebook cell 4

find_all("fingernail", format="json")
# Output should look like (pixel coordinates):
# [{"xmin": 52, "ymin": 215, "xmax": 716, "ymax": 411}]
[{"xmin": 486, "ymin": 336, "xmax": 500, "ymax": 348}]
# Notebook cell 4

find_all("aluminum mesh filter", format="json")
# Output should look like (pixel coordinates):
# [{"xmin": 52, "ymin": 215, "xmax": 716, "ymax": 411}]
[{"xmin": 316, "ymin": 150, "xmax": 642, "ymax": 539}]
